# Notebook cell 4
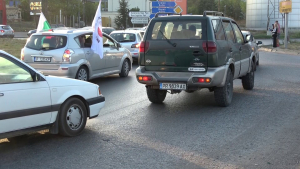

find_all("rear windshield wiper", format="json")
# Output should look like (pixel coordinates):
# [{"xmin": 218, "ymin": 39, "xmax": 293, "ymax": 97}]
[
  {"xmin": 41, "ymin": 47, "xmax": 56, "ymax": 50},
  {"xmin": 159, "ymin": 30, "xmax": 176, "ymax": 47}
]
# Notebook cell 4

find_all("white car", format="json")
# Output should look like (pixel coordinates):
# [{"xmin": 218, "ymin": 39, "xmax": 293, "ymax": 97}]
[{"xmin": 0, "ymin": 50, "xmax": 105, "ymax": 139}]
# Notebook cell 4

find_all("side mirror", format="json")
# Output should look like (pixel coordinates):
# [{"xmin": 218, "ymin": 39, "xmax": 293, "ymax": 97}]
[
  {"xmin": 31, "ymin": 72, "xmax": 38, "ymax": 82},
  {"xmin": 117, "ymin": 43, "xmax": 121, "ymax": 48},
  {"xmin": 257, "ymin": 41, "xmax": 263, "ymax": 45}
]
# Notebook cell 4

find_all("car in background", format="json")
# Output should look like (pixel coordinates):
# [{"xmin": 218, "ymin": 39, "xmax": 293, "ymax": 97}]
[
  {"xmin": 242, "ymin": 31, "xmax": 262, "ymax": 70},
  {"xmin": 81, "ymin": 27, "xmax": 115, "ymax": 35},
  {"xmin": 0, "ymin": 25, "xmax": 14, "ymax": 38},
  {"xmin": 110, "ymin": 30, "xmax": 143, "ymax": 61},
  {"xmin": 0, "ymin": 50, "xmax": 105, "ymax": 139},
  {"xmin": 27, "ymin": 25, "xmax": 68, "ymax": 37},
  {"xmin": 140, "ymin": 30, "xmax": 145, "ymax": 38},
  {"xmin": 125, "ymin": 28, "xmax": 144, "ymax": 31},
  {"xmin": 22, "ymin": 29, "xmax": 132, "ymax": 81}
]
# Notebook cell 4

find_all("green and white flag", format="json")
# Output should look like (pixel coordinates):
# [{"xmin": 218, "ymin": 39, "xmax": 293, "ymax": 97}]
[{"xmin": 37, "ymin": 12, "xmax": 51, "ymax": 32}]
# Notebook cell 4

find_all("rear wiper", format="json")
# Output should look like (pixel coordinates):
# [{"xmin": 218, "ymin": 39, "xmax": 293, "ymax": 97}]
[
  {"xmin": 159, "ymin": 30, "xmax": 176, "ymax": 47},
  {"xmin": 41, "ymin": 47, "xmax": 55, "ymax": 50}
]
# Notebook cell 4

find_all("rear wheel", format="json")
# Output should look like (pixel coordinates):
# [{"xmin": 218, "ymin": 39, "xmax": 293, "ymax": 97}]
[
  {"xmin": 119, "ymin": 59, "xmax": 130, "ymax": 77},
  {"xmin": 58, "ymin": 98, "xmax": 87, "ymax": 137},
  {"xmin": 242, "ymin": 61, "xmax": 255, "ymax": 90},
  {"xmin": 75, "ymin": 66, "xmax": 88, "ymax": 81},
  {"xmin": 146, "ymin": 87, "xmax": 167, "ymax": 104},
  {"xmin": 214, "ymin": 69, "xmax": 233, "ymax": 107}
]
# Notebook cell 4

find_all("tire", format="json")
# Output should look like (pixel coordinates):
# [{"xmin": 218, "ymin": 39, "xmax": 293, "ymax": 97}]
[
  {"xmin": 58, "ymin": 98, "xmax": 87, "ymax": 137},
  {"xmin": 146, "ymin": 87, "xmax": 167, "ymax": 104},
  {"xmin": 242, "ymin": 61, "xmax": 255, "ymax": 90},
  {"xmin": 119, "ymin": 59, "xmax": 130, "ymax": 77},
  {"xmin": 256, "ymin": 59, "xmax": 259, "ymax": 66},
  {"xmin": 75, "ymin": 66, "xmax": 89, "ymax": 81},
  {"xmin": 214, "ymin": 69, "xmax": 233, "ymax": 107}
]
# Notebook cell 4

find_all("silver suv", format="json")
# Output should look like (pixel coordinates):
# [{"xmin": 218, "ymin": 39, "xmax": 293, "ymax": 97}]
[{"xmin": 21, "ymin": 29, "xmax": 132, "ymax": 81}]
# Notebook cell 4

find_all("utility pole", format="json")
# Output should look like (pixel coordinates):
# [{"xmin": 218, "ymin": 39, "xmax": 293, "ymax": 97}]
[{"xmin": 284, "ymin": 13, "xmax": 288, "ymax": 49}]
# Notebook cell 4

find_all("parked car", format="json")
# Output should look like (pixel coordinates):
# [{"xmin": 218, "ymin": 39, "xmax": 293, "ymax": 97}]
[
  {"xmin": 0, "ymin": 50, "xmax": 105, "ymax": 139},
  {"xmin": 136, "ymin": 11, "xmax": 255, "ymax": 107},
  {"xmin": 22, "ymin": 29, "xmax": 132, "ymax": 81},
  {"xmin": 81, "ymin": 27, "xmax": 115, "ymax": 35},
  {"xmin": 242, "ymin": 31, "xmax": 262, "ymax": 70},
  {"xmin": 0, "ymin": 25, "xmax": 14, "ymax": 38},
  {"xmin": 110, "ymin": 30, "xmax": 143, "ymax": 61},
  {"xmin": 27, "ymin": 29, "xmax": 37, "ymax": 37}
]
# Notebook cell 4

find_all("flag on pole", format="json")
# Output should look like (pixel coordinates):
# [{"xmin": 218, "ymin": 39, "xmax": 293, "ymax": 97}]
[
  {"xmin": 91, "ymin": 0, "xmax": 104, "ymax": 59},
  {"xmin": 37, "ymin": 12, "xmax": 51, "ymax": 32}
]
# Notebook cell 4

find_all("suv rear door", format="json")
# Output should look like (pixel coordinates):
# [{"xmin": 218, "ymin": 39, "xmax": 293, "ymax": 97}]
[{"xmin": 143, "ymin": 18, "xmax": 207, "ymax": 72}]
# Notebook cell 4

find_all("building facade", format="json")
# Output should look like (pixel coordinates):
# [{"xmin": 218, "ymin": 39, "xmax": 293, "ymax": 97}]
[{"xmin": 246, "ymin": 0, "xmax": 300, "ymax": 29}]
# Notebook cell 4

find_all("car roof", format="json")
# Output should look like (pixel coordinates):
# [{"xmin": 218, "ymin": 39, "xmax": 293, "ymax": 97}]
[
  {"xmin": 32, "ymin": 29, "xmax": 108, "ymax": 37},
  {"xmin": 110, "ymin": 30, "xmax": 140, "ymax": 34},
  {"xmin": 152, "ymin": 15, "xmax": 234, "ymax": 21}
]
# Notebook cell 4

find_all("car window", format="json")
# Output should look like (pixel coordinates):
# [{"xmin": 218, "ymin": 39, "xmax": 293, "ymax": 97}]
[
  {"xmin": 103, "ymin": 36, "xmax": 115, "ymax": 47},
  {"xmin": 0, "ymin": 56, "xmax": 33, "ymax": 84},
  {"xmin": 222, "ymin": 21, "xmax": 235, "ymax": 43},
  {"xmin": 212, "ymin": 19, "xmax": 226, "ymax": 40},
  {"xmin": 110, "ymin": 33, "xmax": 136, "ymax": 43},
  {"xmin": 232, "ymin": 23, "xmax": 244, "ymax": 44},
  {"xmin": 26, "ymin": 35, "xmax": 67, "ymax": 51},
  {"xmin": 149, "ymin": 20, "xmax": 205, "ymax": 40},
  {"xmin": 136, "ymin": 33, "xmax": 141, "ymax": 42}
]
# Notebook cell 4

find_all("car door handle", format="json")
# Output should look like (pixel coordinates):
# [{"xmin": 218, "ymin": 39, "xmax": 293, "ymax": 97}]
[
  {"xmin": 229, "ymin": 48, "xmax": 233, "ymax": 52},
  {"xmin": 0, "ymin": 93, "xmax": 4, "ymax": 97}
]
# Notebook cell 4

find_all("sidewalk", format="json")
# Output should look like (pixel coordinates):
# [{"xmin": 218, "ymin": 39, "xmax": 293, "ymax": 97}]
[
  {"xmin": 14, "ymin": 32, "xmax": 28, "ymax": 38},
  {"xmin": 257, "ymin": 38, "xmax": 300, "ymax": 46}
]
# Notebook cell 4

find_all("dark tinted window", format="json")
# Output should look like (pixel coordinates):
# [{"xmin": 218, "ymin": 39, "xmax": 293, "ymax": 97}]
[
  {"xmin": 148, "ymin": 20, "xmax": 205, "ymax": 40},
  {"xmin": 110, "ymin": 33, "xmax": 136, "ymax": 42},
  {"xmin": 26, "ymin": 35, "xmax": 67, "ymax": 50},
  {"xmin": 222, "ymin": 21, "xmax": 235, "ymax": 43},
  {"xmin": 212, "ymin": 19, "xmax": 225, "ymax": 40}
]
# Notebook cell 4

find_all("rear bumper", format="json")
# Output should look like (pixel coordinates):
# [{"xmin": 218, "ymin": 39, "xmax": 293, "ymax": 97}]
[
  {"xmin": 136, "ymin": 65, "xmax": 229, "ymax": 89},
  {"xmin": 28, "ymin": 63, "xmax": 80, "ymax": 79},
  {"xmin": 87, "ymin": 96, "xmax": 105, "ymax": 119}
]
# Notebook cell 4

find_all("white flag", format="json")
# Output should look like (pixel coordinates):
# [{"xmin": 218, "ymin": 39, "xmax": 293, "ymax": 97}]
[
  {"xmin": 91, "ymin": 0, "xmax": 104, "ymax": 59},
  {"xmin": 37, "ymin": 12, "xmax": 51, "ymax": 32}
]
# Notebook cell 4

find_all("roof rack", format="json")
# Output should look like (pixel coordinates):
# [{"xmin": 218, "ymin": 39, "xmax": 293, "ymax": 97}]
[
  {"xmin": 154, "ymin": 12, "xmax": 181, "ymax": 18},
  {"xmin": 203, "ymin": 11, "xmax": 224, "ymax": 17}
]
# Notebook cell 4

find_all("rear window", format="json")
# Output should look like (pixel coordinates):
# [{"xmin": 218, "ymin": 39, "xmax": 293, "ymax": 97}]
[
  {"xmin": 2, "ymin": 26, "xmax": 12, "ymax": 30},
  {"xmin": 26, "ymin": 35, "xmax": 67, "ymax": 51},
  {"xmin": 148, "ymin": 20, "xmax": 206, "ymax": 40},
  {"xmin": 110, "ymin": 33, "xmax": 136, "ymax": 42}
]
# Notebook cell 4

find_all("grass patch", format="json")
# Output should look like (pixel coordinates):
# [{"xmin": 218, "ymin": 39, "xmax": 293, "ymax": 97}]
[
  {"xmin": 7, "ymin": 21, "xmax": 36, "ymax": 32},
  {"xmin": 0, "ymin": 39, "xmax": 27, "ymax": 58}
]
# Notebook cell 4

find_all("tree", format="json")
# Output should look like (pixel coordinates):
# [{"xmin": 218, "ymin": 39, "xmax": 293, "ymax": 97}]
[{"xmin": 115, "ymin": 0, "xmax": 130, "ymax": 29}]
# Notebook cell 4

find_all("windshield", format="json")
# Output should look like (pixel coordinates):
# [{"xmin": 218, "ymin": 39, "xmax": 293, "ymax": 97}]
[
  {"xmin": 110, "ymin": 33, "xmax": 136, "ymax": 42},
  {"xmin": 26, "ymin": 35, "xmax": 67, "ymax": 51}
]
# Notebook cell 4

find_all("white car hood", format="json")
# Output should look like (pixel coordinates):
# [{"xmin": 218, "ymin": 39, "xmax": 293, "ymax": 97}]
[{"xmin": 45, "ymin": 76, "xmax": 97, "ymax": 87}]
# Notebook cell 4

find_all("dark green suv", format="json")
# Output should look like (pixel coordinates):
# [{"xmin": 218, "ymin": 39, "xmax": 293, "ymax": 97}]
[{"xmin": 136, "ymin": 11, "xmax": 255, "ymax": 107}]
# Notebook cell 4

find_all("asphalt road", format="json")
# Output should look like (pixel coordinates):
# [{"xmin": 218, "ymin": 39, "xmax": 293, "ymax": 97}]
[{"xmin": 1, "ymin": 51, "xmax": 300, "ymax": 169}]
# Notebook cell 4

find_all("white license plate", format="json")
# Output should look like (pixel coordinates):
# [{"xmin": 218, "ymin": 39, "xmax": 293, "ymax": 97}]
[
  {"xmin": 34, "ymin": 57, "xmax": 51, "ymax": 62},
  {"xmin": 160, "ymin": 83, "xmax": 187, "ymax": 90},
  {"xmin": 188, "ymin": 67, "xmax": 206, "ymax": 71}
]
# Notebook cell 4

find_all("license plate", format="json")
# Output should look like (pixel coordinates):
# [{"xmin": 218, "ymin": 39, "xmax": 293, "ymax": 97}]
[
  {"xmin": 160, "ymin": 83, "xmax": 187, "ymax": 90},
  {"xmin": 34, "ymin": 57, "xmax": 51, "ymax": 62}
]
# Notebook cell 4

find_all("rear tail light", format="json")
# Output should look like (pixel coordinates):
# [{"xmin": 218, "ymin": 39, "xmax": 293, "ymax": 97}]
[
  {"xmin": 63, "ymin": 49, "xmax": 74, "ymax": 62},
  {"xmin": 98, "ymin": 87, "xmax": 102, "ymax": 95},
  {"xmin": 202, "ymin": 41, "xmax": 217, "ymax": 53},
  {"xmin": 131, "ymin": 43, "xmax": 140, "ymax": 48},
  {"xmin": 139, "ymin": 41, "xmax": 149, "ymax": 53},
  {"xmin": 193, "ymin": 77, "xmax": 211, "ymax": 83},
  {"xmin": 0, "ymin": 30, "xmax": 4, "ymax": 33},
  {"xmin": 21, "ymin": 48, "xmax": 24, "ymax": 61},
  {"xmin": 138, "ymin": 76, "xmax": 152, "ymax": 81}
]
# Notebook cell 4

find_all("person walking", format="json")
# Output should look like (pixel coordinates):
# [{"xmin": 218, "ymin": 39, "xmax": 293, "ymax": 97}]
[
  {"xmin": 276, "ymin": 20, "xmax": 280, "ymax": 47},
  {"xmin": 272, "ymin": 23, "xmax": 278, "ymax": 48}
]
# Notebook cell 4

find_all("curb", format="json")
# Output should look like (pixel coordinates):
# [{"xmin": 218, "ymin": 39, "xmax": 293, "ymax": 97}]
[{"xmin": 259, "ymin": 47, "xmax": 300, "ymax": 56}]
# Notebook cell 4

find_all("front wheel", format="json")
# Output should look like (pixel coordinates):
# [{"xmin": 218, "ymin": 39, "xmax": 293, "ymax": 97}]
[
  {"xmin": 146, "ymin": 87, "xmax": 167, "ymax": 104},
  {"xmin": 119, "ymin": 59, "xmax": 130, "ymax": 77},
  {"xmin": 58, "ymin": 98, "xmax": 87, "ymax": 137},
  {"xmin": 242, "ymin": 61, "xmax": 255, "ymax": 90},
  {"xmin": 214, "ymin": 69, "xmax": 233, "ymax": 107}
]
